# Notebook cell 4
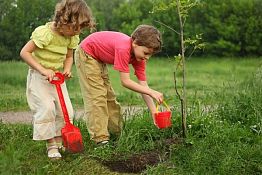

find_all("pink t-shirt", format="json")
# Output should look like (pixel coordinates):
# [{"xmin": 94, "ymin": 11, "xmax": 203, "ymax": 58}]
[{"xmin": 80, "ymin": 31, "xmax": 146, "ymax": 81}]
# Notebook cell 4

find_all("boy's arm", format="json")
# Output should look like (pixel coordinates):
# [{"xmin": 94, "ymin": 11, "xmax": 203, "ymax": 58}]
[
  {"xmin": 20, "ymin": 40, "xmax": 54, "ymax": 81},
  {"xmin": 119, "ymin": 72, "xmax": 163, "ymax": 104},
  {"xmin": 63, "ymin": 48, "xmax": 73, "ymax": 79},
  {"xmin": 138, "ymin": 80, "xmax": 157, "ymax": 120}
]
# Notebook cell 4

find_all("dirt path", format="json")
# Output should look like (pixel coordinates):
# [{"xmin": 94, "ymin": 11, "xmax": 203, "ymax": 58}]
[
  {"xmin": 0, "ymin": 106, "xmax": 145, "ymax": 124},
  {"xmin": 0, "ymin": 110, "xmax": 84, "ymax": 124}
]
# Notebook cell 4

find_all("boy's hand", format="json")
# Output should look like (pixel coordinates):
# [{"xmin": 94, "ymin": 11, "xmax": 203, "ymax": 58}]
[
  {"xmin": 152, "ymin": 113, "xmax": 157, "ymax": 126},
  {"xmin": 150, "ymin": 90, "xmax": 164, "ymax": 104}
]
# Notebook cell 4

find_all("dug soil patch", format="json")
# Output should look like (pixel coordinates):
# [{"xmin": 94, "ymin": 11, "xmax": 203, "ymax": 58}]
[
  {"xmin": 101, "ymin": 137, "xmax": 183, "ymax": 174},
  {"xmin": 101, "ymin": 151, "xmax": 160, "ymax": 174}
]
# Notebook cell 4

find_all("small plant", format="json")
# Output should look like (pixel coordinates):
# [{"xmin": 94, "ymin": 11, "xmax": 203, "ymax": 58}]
[{"xmin": 152, "ymin": 0, "xmax": 205, "ymax": 137}]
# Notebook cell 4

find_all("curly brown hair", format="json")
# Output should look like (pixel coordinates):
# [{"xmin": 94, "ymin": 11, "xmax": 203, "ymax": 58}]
[
  {"xmin": 53, "ymin": 0, "xmax": 95, "ymax": 32},
  {"xmin": 131, "ymin": 25, "xmax": 162, "ymax": 54}
]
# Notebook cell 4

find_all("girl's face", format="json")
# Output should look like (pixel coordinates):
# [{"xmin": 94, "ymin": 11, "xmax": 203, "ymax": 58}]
[
  {"xmin": 60, "ymin": 24, "xmax": 81, "ymax": 36},
  {"xmin": 132, "ymin": 41, "xmax": 154, "ymax": 62}
]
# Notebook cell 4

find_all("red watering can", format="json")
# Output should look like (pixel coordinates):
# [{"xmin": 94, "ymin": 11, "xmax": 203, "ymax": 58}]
[
  {"xmin": 154, "ymin": 101, "xmax": 172, "ymax": 129},
  {"xmin": 50, "ymin": 72, "xmax": 84, "ymax": 153}
]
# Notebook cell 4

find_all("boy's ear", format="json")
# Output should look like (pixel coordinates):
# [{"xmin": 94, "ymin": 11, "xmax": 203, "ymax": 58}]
[
  {"xmin": 132, "ymin": 39, "xmax": 139, "ymax": 44},
  {"xmin": 132, "ymin": 40, "xmax": 138, "ymax": 48}
]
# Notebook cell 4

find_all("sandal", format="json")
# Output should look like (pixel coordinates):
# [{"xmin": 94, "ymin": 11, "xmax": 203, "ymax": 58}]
[
  {"xmin": 56, "ymin": 142, "xmax": 66, "ymax": 152},
  {"xmin": 47, "ymin": 145, "xmax": 62, "ymax": 159},
  {"xmin": 58, "ymin": 145, "xmax": 66, "ymax": 152}
]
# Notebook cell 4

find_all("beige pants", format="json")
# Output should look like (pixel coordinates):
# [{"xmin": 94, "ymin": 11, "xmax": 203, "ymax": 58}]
[
  {"xmin": 26, "ymin": 69, "xmax": 74, "ymax": 140},
  {"xmin": 75, "ymin": 47, "xmax": 123, "ymax": 143}
]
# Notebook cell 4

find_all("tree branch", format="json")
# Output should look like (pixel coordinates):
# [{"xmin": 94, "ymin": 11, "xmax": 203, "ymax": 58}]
[{"xmin": 155, "ymin": 20, "xmax": 181, "ymax": 35}]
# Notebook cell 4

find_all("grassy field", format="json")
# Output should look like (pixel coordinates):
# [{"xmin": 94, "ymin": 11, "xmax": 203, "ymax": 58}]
[
  {"xmin": 0, "ymin": 57, "xmax": 261, "ymax": 174},
  {"xmin": 0, "ymin": 57, "xmax": 260, "ymax": 111}
]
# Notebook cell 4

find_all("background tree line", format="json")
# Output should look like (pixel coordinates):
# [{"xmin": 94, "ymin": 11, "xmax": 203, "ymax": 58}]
[{"xmin": 0, "ymin": 0, "xmax": 261, "ymax": 61}]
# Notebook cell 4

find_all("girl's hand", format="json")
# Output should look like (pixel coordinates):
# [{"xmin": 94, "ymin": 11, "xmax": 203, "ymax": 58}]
[
  {"xmin": 63, "ymin": 70, "xmax": 72, "ymax": 80},
  {"xmin": 41, "ymin": 69, "xmax": 55, "ymax": 82}
]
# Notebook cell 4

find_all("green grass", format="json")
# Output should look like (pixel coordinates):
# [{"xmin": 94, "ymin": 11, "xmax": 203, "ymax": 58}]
[
  {"xmin": 0, "ymin": 123, "xmax": 125, "ymax": 175},
  {"xmin": 0, "ymin": 57, "xmax": 261, "ymax": 111},
  {"xmin": 0, "ymin": 57, "xmax": 261, "ymax": 174}
]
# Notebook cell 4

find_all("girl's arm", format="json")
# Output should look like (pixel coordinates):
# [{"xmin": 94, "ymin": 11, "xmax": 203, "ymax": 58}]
[
  {"xmin": 63, "ymin": 48, "xmax": 73, "ymax": 79},
  {"xmin": 119, "ymin": 72, "xmax": 163, "ymax": 104},
  {"xmin": 20, "ymin": 40, "xmax": 55, "ymax": 81}
]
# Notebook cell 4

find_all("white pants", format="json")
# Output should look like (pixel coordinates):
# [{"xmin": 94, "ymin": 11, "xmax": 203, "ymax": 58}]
[{"xmin": 26, "ymin": 69, "xmax": 74, "ymax": 140}]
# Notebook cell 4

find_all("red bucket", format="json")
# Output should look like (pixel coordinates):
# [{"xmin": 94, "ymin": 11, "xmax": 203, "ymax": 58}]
[{"xmin": 154, "ymin": 101, "xmax": 172, "ymax": 129}]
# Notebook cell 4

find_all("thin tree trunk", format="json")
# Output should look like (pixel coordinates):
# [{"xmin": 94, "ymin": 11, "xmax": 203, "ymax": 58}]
[{"xmin": 176, "ymin": 0, "xmax": 187, "ymax": 138}]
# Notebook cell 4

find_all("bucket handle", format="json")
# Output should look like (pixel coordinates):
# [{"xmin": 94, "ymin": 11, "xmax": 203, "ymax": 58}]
[{"xmin": 156, "ymin": 101, "xmax": 171, "ymax": 113}]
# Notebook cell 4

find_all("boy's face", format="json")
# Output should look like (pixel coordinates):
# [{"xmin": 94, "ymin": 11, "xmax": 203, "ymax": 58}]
[{"xmin": 132, "ymin": 42, "xmax": 154, "ymax": 62}]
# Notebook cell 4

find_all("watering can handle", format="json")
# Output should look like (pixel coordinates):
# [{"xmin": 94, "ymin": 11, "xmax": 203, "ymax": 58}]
[
  {"xmin": 156, "ymin": 101, "xmax": 171, "ymax": 113},
  {"xmin": 50, "ymin": 72, "xmax": 71, "ymax": 124}
]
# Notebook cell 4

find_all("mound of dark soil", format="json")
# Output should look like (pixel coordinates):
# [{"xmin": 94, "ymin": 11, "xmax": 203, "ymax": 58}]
[
  {"xmin": 102, "ymin": 151, "xmax": 160, "ymax": 174},
  {"xmin": 101, "ymin": 137, "xmax": 183, "ymax": 174}
]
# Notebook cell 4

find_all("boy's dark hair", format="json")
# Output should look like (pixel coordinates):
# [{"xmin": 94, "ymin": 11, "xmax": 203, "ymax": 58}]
[{"xmin": 131, "ymin": 25, "xmax": 162, "ymax": 54}]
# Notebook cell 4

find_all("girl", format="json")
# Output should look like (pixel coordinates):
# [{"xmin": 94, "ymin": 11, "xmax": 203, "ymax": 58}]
[{"xmin": 20, "ymin": 0, "xmax": 94, "ymax": 159}]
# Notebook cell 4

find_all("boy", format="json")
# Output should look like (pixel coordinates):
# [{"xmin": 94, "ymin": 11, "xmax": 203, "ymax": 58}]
[{"xmin": 75, "ymin": 24, "xmax": 164, "ymax": 145}]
